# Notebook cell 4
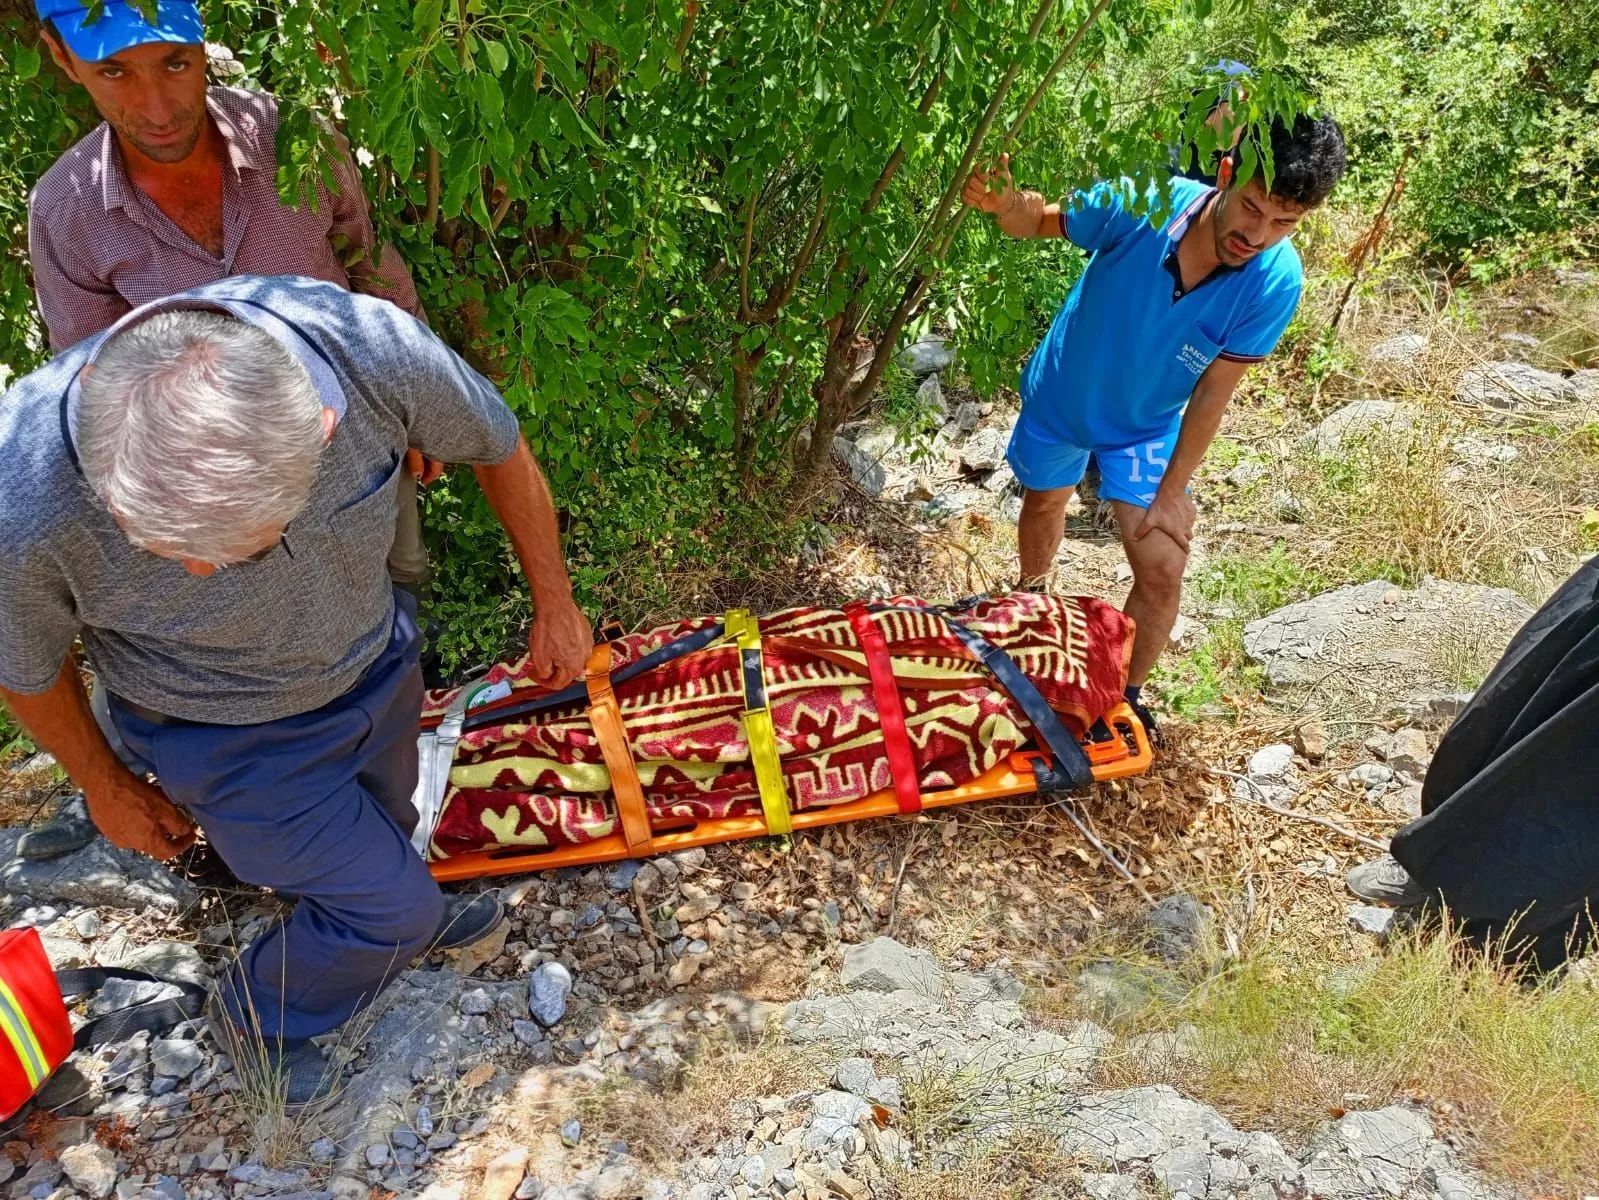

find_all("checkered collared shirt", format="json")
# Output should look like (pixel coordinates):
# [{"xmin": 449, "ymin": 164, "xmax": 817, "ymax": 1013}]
[{"xmin": 28, "ymin": 85, "xmax": 421, "ymax": 352}]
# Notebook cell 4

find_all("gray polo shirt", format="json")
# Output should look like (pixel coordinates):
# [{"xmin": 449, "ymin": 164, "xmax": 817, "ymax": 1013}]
[{"xmin": 0, "ymin": 275, "xmax": 520, "ymax": 724}]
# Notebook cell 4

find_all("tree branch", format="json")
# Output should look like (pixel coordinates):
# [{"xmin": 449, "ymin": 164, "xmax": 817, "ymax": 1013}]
[
  {"xmin": 1005, "ymin": 0, "xmax": 1113, "ymax": 143},
  {"xmin": 865, "ymin": 72, "xmax": 944, "ymax": 215},
  {"xmin": 423, "ymin": 144, "xmax": 441, "ymax": 229},
  {"xmin": 891, "ymin": 0, "xmax": 1059, "ymax": 277},
  {"xmin": 738, "ymin": 188, "xmax": 757, "ymax": 322},
  {"xmin": 761, "ymin": 186, "xmax": 830, "ymax": 319}
]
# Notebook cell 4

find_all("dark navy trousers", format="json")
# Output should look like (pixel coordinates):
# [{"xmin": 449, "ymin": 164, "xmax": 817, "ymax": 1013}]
[{"xmin": 108, "ymin": 593, "xmax": 444, "ymax": 1040}]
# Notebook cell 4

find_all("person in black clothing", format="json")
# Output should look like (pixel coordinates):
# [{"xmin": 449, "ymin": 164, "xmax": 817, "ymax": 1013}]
[
  {"xmin": 1173, "ymin": 59, "xmax": 1254, "ymax": 185},
  {"xmin": 1347, "ymin": 557, "xmax": 1599, "ymax": 969}
]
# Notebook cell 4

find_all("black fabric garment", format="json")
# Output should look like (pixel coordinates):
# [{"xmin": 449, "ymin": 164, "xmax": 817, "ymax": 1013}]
[{"xmin": 1390, "ymin": 558, "xmax": 1599, "ymax": 968}]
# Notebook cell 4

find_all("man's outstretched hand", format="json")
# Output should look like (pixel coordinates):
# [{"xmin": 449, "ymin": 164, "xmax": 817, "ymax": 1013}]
[
  {"xmin": 963, "ymin": 153, "xmax": 1018, "ymax": 213},
  {"xmin": 85, "ymin": 773, "xmax": 197, "ymax": 861},
  {"xmin": 1133, "ymin": 488, "xmax": 1198, "ymax": 554},
  {"xmin": 962, "ymin": 153, "xmax": 1047, "ymax": 237},
  {"xmin": 527, "ymin": 594, "xmax": 594, "ymax": 690}
]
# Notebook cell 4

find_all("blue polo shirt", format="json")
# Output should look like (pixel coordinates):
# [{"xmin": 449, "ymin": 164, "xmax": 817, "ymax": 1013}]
[{"xmin": 1019, "ymin": 175, "xmax": 1302, "ymax": 449}]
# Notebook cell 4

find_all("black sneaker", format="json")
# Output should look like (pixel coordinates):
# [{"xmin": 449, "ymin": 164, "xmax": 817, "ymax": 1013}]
[
  {"xmin": 1125, "ymin": 695, "xmax": 1165, "ymax": 750},
  {"xmin": 205, "ymin": 999, "xmax": 339, "ymax": 1112},
  {"xmin": 16, "ymin": 793, "xmax": 98, "ymax": 861},
  {"xmin": 435, "ymin": 892, "xmax": 506, "ymax": 952},
  {"xmin": 1346, "ymin": 856, "xmax": 1433, "ymax": 908}
]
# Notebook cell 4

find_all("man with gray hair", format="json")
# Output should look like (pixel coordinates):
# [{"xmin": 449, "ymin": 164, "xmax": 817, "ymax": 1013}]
[{"xmin": 0, "ymin": 274, "xmax": 592, "ymax": 1105}]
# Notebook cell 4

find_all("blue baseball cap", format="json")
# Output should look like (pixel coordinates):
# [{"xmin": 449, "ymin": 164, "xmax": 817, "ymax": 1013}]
[{"xmin": 36, "ymin": 0, "xmax": 204, "ymax": 64}]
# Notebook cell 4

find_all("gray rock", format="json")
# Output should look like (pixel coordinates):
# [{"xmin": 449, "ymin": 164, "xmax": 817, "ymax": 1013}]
[
  {"xmin": 840, "ymin": 938, "xmax": 943, "ymax": 997},
  {"xmin": 560, "ymin": 1118, "xmax": 583, "ymax": 1147},
  {"xmin": 899, "ymin": 337, "xmax": 955, "ymax": 375},
  {"xmin": 1243, "ymin": 579, "xmax": 1533, "ymax": 690},
  {"xmin": 1347, "ymin": 905, "xmax": 1396, "ymax": 938},
  {"xmin": 459, "ymin": 987, "xmax": 494, "ymax": 1016},
  {"xmin": 1079, "ymin": 1175, "xmax": 1139, "ymax": 1200},
  {"xmin": 1056, "ymin": 1086, "xmax": 1234, "ymax": 1165},
  {"xmin": 35, "ymin": 1061, "xmax": 97, "ymax": 1116},
  {"xmin": 529, "ymin": 962, "xmax": 573, "ymax": 1028},
  {"xmin": 149, "ymin": 1074, "xmax": 179, "ymax": 1097},
  {"xmin": 951, "ymin": 401, "xmax": 981, "ymax": 435},
  {"xmin": 1143, "ymin": 895, "xmax": 1211, "ymax": 964},
  {"xmin": 1455, "ymin": 361, "xmax": 1575, "ymax": 411},
  {"xmin": 72, "ymin": 911, "xmax": 103, "ymax": 939},
  {"xmin": 981, "ymin": 463, "xmax": 1017, "ymax": 494},
  {"xmin": 0, "ymin": 828, "xmax": 197, "ymax": 913},
  {"xmin": 365, "ymin": 1145, "xmax": 390, "ymax": 1168},
  {"xmin": 1300, "ymin": 400, "xmax": 1416, "ymax": 456},
  {"xmin": 1232, "ymin": 744, "xmax": 1299, "ymax": 806},
  {"xmin": 915, "ymin": 373, "xmax": 947, "ymax": 418},
  {"xmin": 810, "ymin": 1090, "xmax": 873, "ymax": 1126},
  {"xmin": 831, "ymin": 1057, "xmax": 877, "ymax": 1097},
  {"xmin": 1451, "ymin": 436, "xmax": 1520, "ymax": 468},
  {"xmin": 1074, "ymin": 961, "xmax": 1183, "ymax": 1026},
  {"xmin": 513, "ymin": 1178, "xmax": 542, "ymax": 1200},
  {"xmin": 59, "ymin": 1144, "xmax": 117, "ymax": 1200},
  {"xmin": 1348, "ymin": 762, "xmax": 1394, "ymax": 791},
  {"xmin": 1149, "ymin": 1142, "xmax": 1209, "ymax": 1194},
  {"xmin": 1383, "ymin": 727, "xmax": 1431, "ymax": 779},
  {"xmin": 1367, "ymin": 332, "xmax": 1429, "ymax": 365},
  {"xmin": 147, "ymin": 1177, "xmax": 185, "ymax": 1200},
  {"xmin": 833, "ymin": 437, "xmax": 886, "ymax": 498},
  {"xmin": 606, "ymin": 861, "xmax": 642, "ymax": 892},
  {"xmin": 1226, "ymin": 459, "xmax": 1268, "ymax": 488},
  {"xmin": 1572, "ymin": 368, "xmax": 1599, "ymax": 406},
  {"xmin": 308, "ymin": 1139, "xmax": 337, "ymax": 1165},
  {"xmin": 1395, "ymin": 691, "xmax": 1475, "ymax": 728},
  {"xmin": 149, "ymin": 1038, "xmax": 203, "ymax": 1081},
  {"xmin": 959, "ymin": 428, "xmax": 1008, "ymax": 474}
]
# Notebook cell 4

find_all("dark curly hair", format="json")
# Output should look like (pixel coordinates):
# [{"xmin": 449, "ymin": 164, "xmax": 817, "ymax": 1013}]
[{"xmin": 1259, "ymin": 112, "xmax": 1347, "ymax": 209}]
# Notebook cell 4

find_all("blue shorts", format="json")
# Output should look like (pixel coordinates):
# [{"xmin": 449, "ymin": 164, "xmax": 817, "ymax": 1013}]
[{"xmin": 1005, "ymin": 417, "xmax": 1182, "ymax": 507}]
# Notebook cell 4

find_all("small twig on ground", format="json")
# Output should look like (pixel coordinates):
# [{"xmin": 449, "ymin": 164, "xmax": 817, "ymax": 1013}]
[
  {"xmin": 630, "ymin": 877, "xmax": 659, "ymax": 949},
  {"xmin": 886, "ymin": 824, "xmax": 921, "ymax": 936},
  {"xmin": 1208, "ymin": 769, "xmax": 1390, "ymax": 853},
  {"xmin": 1052, "ymin": 799, "xmax": 1154, "ymax": 904}
]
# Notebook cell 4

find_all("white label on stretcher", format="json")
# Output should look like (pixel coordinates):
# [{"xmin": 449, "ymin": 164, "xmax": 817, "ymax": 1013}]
[{"xmin": 466, "ymin": 679, "xmax": 513, "ymax": 709}]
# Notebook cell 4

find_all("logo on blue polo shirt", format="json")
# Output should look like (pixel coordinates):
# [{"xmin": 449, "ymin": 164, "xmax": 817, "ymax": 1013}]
[{"xmin": 1177, "ymin": 343, "xmax": 1213, "ymax": 376}]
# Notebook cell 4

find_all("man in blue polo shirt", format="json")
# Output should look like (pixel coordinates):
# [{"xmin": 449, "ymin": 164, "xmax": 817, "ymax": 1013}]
[{"xmin": 963, "ymin": 113, "xmax": 1346, "ymax": 734}]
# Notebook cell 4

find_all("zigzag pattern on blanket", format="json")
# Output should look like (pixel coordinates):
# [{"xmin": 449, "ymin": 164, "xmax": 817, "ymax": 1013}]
[{"xmin": 421, "ymin": 593, "xmax": 1133, "ymax": 861}]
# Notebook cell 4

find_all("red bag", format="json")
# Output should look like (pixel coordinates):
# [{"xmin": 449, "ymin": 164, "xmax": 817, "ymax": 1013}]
[{"xmin": 0, "ymin": 929, "xmax": 73, "ymax": 1121}]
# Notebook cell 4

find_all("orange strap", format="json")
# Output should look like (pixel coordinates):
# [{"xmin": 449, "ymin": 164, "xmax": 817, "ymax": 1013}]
[{"xmin": 585, "ymin": 643, "xmax": 653, "ymax": 853}]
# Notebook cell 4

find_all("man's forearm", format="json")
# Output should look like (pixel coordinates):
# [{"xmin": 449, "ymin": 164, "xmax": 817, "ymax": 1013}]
[
  {"xmin": 472, "ymin": 436, "xmax": 576, "ymax": 606},
  {"xmin": 1, "ymin": 661, "xmax": 132, "ymax": 793},
  {"xmin": 1160, "ymin": 382, "xmax": 1232, "ymax": 495}
]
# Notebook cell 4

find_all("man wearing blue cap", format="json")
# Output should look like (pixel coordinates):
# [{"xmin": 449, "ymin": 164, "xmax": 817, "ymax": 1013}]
[
  {"xmin": 23, "ymin": 3, "xmax": 501, "ymax": 951},
  {"xmin": 29, "ymin": 0, "xmax": 433, "ymax": 587}
]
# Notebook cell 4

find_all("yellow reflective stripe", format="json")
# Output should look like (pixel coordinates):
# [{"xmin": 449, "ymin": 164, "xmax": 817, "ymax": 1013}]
[
  {"xmin": 724, "ymin": 609, "xmax": 793, "ymax": 836},
  {"xmin": 0, "ymin": 977, "xmax": 47, "ymax": 1089}
]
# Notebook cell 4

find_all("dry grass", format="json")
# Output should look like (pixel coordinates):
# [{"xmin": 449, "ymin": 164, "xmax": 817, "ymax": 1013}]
[
  {"xmin": 1044, "ymin": 919, "xmax": 1599, "ymax": 1195},
  {"xmin": 567, "ymin": 1027, "xmax": 829, "ymax": 1166},
  {"xmin": 884, "ymin": 1131, "xmax": 1084, "ymax": 1200}
]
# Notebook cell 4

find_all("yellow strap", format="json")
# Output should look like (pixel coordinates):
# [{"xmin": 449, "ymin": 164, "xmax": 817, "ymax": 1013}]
[
  {"xmin": 725, "ymin": 609, "xmax": 794, "ymax": 836},
  {"xmin": 0, "ymin": 977, "xmax": 46, "ymax": 1089}
]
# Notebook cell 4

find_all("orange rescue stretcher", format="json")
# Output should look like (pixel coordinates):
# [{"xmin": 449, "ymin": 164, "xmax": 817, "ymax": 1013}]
[{"xmin": 413, "ymin": 595, "xmax": 1155, "ymax": 882}]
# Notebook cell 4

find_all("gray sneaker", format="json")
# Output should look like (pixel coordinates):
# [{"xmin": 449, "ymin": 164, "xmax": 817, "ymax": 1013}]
[
  {"xmin": 1346, "ymin": 855, "xmax": 1433, "ymax": 908},
  {"xmin": 434, "ymin": 892, "xmax": 506, "ymax": 952},
  {"xmin": 16, "ymin": 793, "xmax": 98, "ymax": 861}
]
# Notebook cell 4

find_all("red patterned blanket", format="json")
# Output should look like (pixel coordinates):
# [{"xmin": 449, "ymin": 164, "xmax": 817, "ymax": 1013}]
[{"xmin": 419, "ymin": 593, "xmax": 1132, "ymax": 861}]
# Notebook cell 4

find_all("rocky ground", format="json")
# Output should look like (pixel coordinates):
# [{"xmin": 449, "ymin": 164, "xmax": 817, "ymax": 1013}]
[{"xmin": 1, "ymin": 274, "xmax": 1597, "ymax": 1199}]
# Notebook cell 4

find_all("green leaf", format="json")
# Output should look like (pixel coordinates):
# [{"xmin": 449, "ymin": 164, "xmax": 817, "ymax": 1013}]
[
  {"xmin": 14, "ymin": 44, "xmax": 40, "ymax": 80},
  {"xmin": 691, "ymin": 195, "xmax": 723, "ymax": 214},
  {"xmin": 413, "ymin": 0, "xmax": 444, "ymax": 40},
  {"xmin": 477, "ymin": 73, "xmax": 505, "ymax": 124},
  {"xmin": 484, "ymin": 38, "xmax": 509, "ymax": 74}
]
